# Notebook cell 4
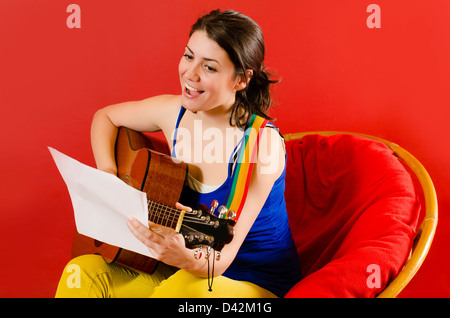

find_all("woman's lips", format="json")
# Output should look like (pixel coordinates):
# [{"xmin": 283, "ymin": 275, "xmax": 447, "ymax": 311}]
[{"xmin": 184, "ymin": 83, "xmax": 204, "ymax": 98}]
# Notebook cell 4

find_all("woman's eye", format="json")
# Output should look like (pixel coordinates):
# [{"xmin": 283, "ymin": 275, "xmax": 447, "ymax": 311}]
[
  {"xmin": 183, "ymin": 54, "xmax": 193, "ymax": 60},
  {"xmin": 205, "ymin": 65, "xmax": 217, "ymax": 72}
]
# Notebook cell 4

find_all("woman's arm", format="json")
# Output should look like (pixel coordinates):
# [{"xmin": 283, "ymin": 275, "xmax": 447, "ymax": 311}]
[{"xmin": 90, "ymin": 94, "xmax": 181, "ymax": 174}]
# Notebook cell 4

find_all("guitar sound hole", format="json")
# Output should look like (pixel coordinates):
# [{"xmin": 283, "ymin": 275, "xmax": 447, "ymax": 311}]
[{"xmin": 94, "ymin": 240, "xmax": 104, "ymax": 248}]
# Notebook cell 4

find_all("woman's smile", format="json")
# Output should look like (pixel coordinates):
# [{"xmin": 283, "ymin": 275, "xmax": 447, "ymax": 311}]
[{"xmin": 184, "ymin": 82, "xmax": 205, "ymax": 98}]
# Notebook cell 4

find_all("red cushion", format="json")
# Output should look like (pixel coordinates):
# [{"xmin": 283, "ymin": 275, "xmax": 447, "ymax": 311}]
[{"xmin": 284, "ymin": 134, "xmax": 420, "ymax": 297}]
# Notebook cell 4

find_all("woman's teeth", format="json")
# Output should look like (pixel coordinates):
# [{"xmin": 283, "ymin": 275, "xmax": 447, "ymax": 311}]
[
  {"xmin": 185, "ymin": 83, "xmax": 201, "ymax": 92},
  {"xmin": 185, "ymin": 83, "xmax": 204, "ymax": 97}
]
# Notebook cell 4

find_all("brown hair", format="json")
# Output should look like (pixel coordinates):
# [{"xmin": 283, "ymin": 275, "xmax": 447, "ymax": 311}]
[{"xmin": 190, "ymin": 9, "xmax": 279, "ymax": 128}]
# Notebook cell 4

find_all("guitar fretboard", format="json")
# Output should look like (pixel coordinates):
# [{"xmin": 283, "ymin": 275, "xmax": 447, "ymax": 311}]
[{"xmin": 147, "ymin": 199, "xmax": 183, "ymax": 231}]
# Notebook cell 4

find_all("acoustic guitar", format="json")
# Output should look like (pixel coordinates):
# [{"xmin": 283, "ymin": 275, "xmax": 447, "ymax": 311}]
[{"xmin": 71, "ymin": 127, "xmax": 235, "ymax": 273}]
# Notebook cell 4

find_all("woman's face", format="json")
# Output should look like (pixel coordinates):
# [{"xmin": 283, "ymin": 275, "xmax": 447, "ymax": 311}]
[{"xmin": 178, "ymin": 30, "xmax": 243, "ymax": 115}]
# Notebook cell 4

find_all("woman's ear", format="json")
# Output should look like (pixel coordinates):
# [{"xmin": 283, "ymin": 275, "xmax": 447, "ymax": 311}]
[{"xmin": 235, "ymin": 69, "xmax": 253, "ymax": 91}]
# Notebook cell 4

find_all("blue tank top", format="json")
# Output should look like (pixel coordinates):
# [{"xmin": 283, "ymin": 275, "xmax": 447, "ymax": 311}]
[{"xmin": 172, "ymin": 107, "xmax": 301, "ymax": 297}]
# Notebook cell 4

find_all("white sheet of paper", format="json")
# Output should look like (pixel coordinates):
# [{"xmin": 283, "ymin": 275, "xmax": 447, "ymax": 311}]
[{"xmin": 48, "ymin": 147, "xmax": 153, "ymax": 258}]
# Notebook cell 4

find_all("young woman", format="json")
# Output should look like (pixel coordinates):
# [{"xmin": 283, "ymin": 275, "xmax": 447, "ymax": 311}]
[{"xmin": 55, "ymin": 9, "xmax": 301, "ymax": 298}]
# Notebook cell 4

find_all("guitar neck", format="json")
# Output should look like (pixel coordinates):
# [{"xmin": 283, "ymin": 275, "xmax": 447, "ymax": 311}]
[{"xmin": 147, "ymin": 199, "xmax": 185, "ymax": 233}]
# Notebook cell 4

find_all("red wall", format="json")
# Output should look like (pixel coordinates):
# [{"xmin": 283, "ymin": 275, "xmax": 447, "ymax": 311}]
[{"xmin": 1, "ymin": 0, "xmax": 449, "ymax": 297}]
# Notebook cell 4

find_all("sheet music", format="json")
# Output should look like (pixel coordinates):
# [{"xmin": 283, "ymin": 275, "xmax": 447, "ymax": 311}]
[{"xmin": 48, "ymin": 147, "xmax": 153, "ymax": 258}]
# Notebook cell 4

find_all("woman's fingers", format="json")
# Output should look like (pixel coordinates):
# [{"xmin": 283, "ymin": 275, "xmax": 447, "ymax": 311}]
[
  {"xmin": 127, "ymin": 202, "xmax": 193, "ymax": 262},
  {"xmin": 175, "ymin": 202, "xmax": 192, "ymax": 212},
  {"xmin": 127, "ymin": 217, "xmax": 161, "ymax": 245}
]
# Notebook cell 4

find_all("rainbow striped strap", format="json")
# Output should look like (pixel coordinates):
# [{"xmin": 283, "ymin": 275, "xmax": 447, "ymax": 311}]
[{"xmin": 224, "ymin": 114, "xmax": 268, "ymax": 221}]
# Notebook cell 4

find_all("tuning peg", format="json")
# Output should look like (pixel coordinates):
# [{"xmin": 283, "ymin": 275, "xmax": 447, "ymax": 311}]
[
  {"xmin": 209, "ymin": 200, "xmax": 219, "ymax": 214},
  {"xmin": 228, "ymin": 210, "xmax": 236, "ymax": 220},
  {"xmin": 217, "ymin": 205, "xmax": 228, "ymax": 219}
]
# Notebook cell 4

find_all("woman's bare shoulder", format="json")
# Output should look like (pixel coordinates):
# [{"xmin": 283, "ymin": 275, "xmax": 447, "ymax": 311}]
[
  {"xmin": 102, "ymin": 94, "xmax": 182, "ymax": 133},
  {"xmin": 135, "ymin": 94, "xmax": 182, "ymax": 132},
  {"xmin": 140, "ymin": 94, "xmax": 181, "ymax": 111}
]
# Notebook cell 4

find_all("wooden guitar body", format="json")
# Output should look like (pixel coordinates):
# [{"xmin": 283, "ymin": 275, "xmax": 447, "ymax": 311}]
[{"xmin": 72, "ymin": 128, "xmax": 185, "ymax": 273}]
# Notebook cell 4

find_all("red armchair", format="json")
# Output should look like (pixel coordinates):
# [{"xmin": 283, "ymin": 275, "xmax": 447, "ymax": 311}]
[{"xmin": 283, "ymin": 132, "xmax": 437, "ymax": 298}]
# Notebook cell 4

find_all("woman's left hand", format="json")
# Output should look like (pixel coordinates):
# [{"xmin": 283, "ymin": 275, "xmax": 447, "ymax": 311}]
[{"xmin": 127, "ymin": 202, "xmax": 194, "ymax": 268}]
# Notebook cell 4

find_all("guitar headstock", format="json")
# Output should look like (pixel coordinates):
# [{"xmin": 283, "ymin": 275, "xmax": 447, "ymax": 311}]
[{"xmin": 180, "ymin": 202, "xmax": 235, "ymax": 251}]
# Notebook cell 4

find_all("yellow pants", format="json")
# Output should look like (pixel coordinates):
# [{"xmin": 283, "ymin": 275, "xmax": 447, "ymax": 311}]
[{"xmin": 55, "ymin": 255, "xmax": 277, "ymax": 298}]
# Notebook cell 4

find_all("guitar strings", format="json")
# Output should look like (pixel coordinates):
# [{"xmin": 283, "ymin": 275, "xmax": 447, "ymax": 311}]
[
  {"xmin": 147, "ymin": 200, "xmax": 190, "ymax": 227},
  {"xmin": 179, "ymin": 224, "xmax": 210, "ymax": 245},
  {"xmin": 148, "ymin": 206, "xmax": 205, "ymax": 224},
  {"xmin": 147, "ymin": 199, "xmax": 216, "ymax": 228},
  {"xmin": 147, "ymin": 199, "xmax": 206, "ymax": 216},
  {"xmin": 147, "ymin": 200, "xmax": 195, "ymax": 219}
]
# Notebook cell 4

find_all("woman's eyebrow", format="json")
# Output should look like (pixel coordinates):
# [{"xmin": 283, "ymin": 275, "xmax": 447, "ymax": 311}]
[{"xmin": 186, "ymin": 45, "xmax": 222, "ymax": 66}]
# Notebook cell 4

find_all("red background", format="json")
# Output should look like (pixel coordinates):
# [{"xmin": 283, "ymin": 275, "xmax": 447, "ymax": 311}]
[{"xmin": 1, "ymin": 0, "xmax": 449, "ymax": 297}]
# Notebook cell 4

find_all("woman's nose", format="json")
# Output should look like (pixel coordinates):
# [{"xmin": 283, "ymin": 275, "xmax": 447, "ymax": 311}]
[{"xmin": 184, "ymin": 63, "xmax": 200, "ymax": 82}]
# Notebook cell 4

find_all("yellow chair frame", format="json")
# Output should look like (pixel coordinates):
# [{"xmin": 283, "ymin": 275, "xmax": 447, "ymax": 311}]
[{"xmin": 283, "ymin": 131, "xmax": 438, "ymax": 298}]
